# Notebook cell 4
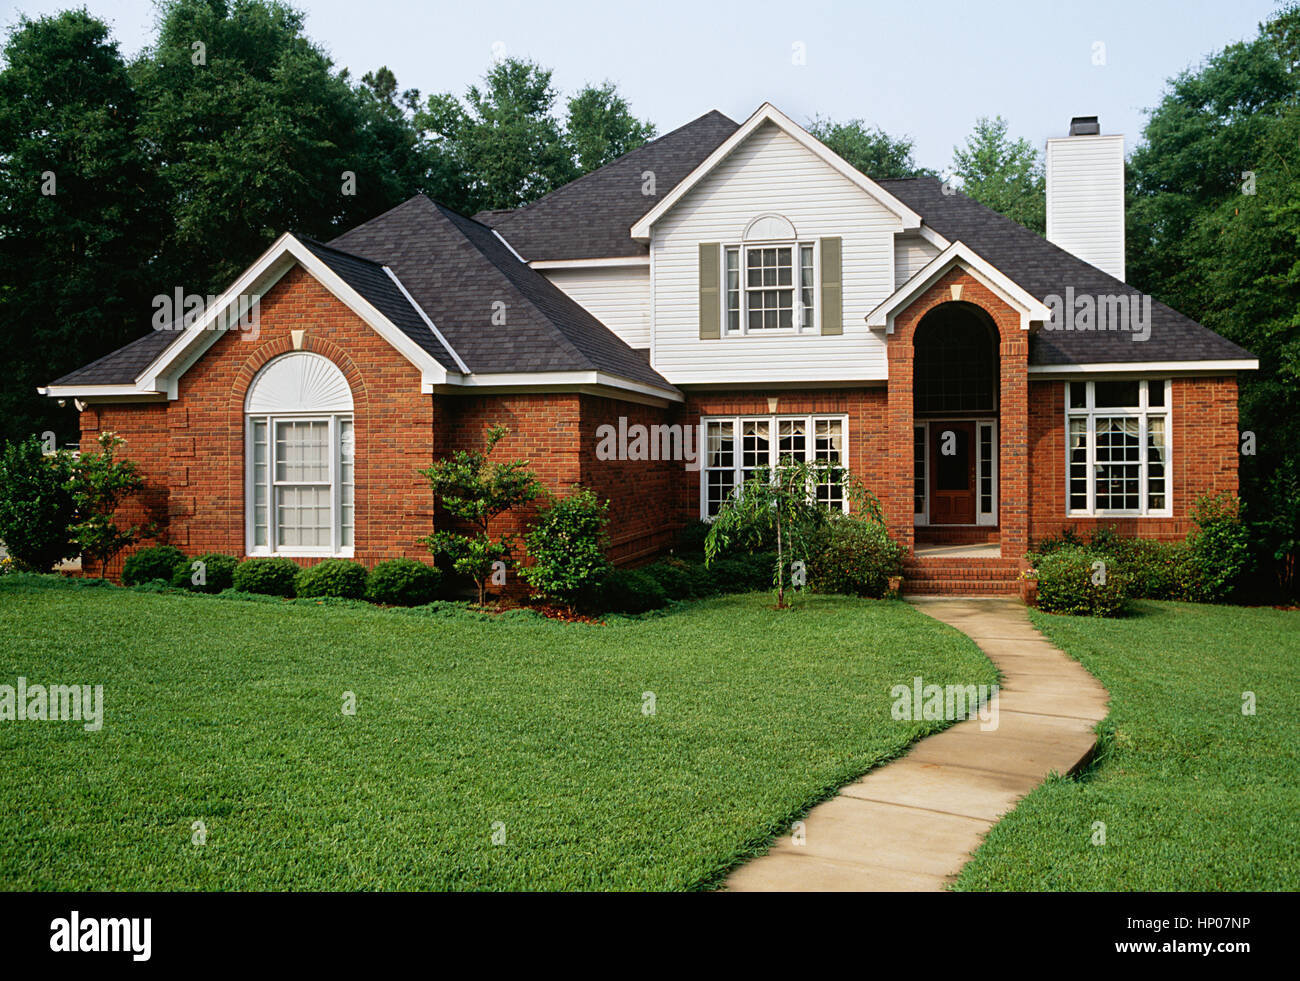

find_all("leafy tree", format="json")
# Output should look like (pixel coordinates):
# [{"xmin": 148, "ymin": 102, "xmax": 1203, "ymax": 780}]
[
  {"xmin": 0, "ymin": 436, "xmax": 79, "ymax": 571},
  {"xmin": 565, "ymin": 82, "xmax": 656, "ymax": 173},
  {"xmin": 520, "ymin": 487, "xmax": 611, "ymax": 607},
  {"xmin": 0, "ymin": 10, "xmax": 162, "ymax": 443},
  {"xmin": 418, "ymin": 58, "xmax": 577, "ymax": 213},
  {"xmin": 419, "ymin": 425, "xmax": 541, "ymax": 605},
  {"xmin": 806, "ymin": 116, "xmax": 935, "ymax": 179},
  {"xmin": 69, "ymin": 431, "xmax": 148, "ymax": 578},
  {"xmin": 950, "ymin": 115, "xmax": 1045, "ymax": 233}
]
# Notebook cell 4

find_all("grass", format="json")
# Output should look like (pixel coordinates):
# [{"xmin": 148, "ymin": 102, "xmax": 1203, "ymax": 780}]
[
  {"xmin": 953, "ymin": 600, "xmax": 1300, "ymax": 891},
  {"xmin": 0, "ymin": 574, "xmax": 994, "ymax": 891}
]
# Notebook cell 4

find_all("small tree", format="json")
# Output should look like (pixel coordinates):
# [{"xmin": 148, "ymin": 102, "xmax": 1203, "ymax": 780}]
[
  {"xmin": 0, "ymin": 436, "xmax": 79, "ymax": 571},
  {"xmin": 419, "ymin": 425, "xmax": 540, "ymax": 605},
  {"xmin": 69, "ymin": 431, "xmax": 147, "ymax": 578},
  {"xmin": 705, "ymin": 459, "xmax": 878, "ymax": 608},
  {"xmin": 519, "ymin": 487, "xmax": 611, "ymax": 607}
]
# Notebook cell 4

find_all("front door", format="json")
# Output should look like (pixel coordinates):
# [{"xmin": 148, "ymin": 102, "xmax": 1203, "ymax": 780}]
[{"xmin": 930, "ymin": 422, "xmax": 976, "ymax": 524}]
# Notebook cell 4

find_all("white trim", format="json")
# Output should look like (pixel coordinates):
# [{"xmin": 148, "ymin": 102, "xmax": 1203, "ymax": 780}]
[
  {"xmin": 381, "ymin": 266, "xmax": 471, "ymax": 375},
  {"xmin": 492, "ymin": 229, "xmax": 528, "ymax": 264},
  {"xmin": 528, "ymin": 256, "xmax": 650, "ymax": 270},
  {"xmin": 1030, "ymin": 359, "xmax": 1257, "ymax": 375},
  {"xmin": 446, "ymin": 371, "xmax": 683, "ymax": 403},
  {"xmin": 630, "ymin": 103, "xmax": 922, "ymax": 240},
  {"xmin": 915, "ymin": 224, "xmax": 951, "ymax": 251},
  {"xmin": 866, "ymin": 240, "xmax": 1053, "ymax": 333},
  {"xmin": 1063, "ymin": 378, "xmax": 1172, "ymax": 518},
  {"xmin": 913, "ymin": 418, "xmax": 999, "ymax": 527}
]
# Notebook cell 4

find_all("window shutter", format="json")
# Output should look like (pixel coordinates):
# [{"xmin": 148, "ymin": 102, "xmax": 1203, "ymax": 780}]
[
  {"xmin": 699, "ymin": 243, "xmax": 721, "ymax": 339},
  {"xmin": 820, "ymin": 237, "xmax": 842, "ymax": 335}
]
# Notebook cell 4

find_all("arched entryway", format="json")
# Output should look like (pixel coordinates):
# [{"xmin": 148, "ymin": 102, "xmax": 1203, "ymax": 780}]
[{"xmin": 912, "ymin": 302, "xmax": 999, "ymax": 528}]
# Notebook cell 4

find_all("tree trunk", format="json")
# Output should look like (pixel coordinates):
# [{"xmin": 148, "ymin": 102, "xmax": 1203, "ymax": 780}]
[{"xmin": 776, "ymin": 518, "xmax": 785, "ymax": 608}]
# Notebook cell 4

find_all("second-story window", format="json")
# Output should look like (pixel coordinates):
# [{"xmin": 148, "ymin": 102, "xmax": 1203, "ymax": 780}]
[{"xmin": 724, "ymin": 243, "xmax": 815, "ymax": 333}]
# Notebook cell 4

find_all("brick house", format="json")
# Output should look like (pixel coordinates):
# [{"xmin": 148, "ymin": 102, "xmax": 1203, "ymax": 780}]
[{"xmin": 43, "ymin": 104, "xmax": 1255, "ymax": 593}]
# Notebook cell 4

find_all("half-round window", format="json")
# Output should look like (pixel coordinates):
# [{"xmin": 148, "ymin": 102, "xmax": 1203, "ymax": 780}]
[{"xmin": 245, "ymin": 353, "xmax": 355, "ymax": 556}]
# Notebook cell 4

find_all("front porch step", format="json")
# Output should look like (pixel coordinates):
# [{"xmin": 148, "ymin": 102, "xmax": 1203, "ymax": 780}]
[
  {"xmin": 914, "ymin": 526, "xmax": 1001, "ymax": 546},
  {"xmin": 901, "ymin": 556, "xmax": 1022, "ymax": 597}
]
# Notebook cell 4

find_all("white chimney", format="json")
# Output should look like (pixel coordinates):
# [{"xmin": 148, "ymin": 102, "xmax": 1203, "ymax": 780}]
[{"xmin": 1046, "ymin": 116, "xmax": 1126, "ymax": 281}]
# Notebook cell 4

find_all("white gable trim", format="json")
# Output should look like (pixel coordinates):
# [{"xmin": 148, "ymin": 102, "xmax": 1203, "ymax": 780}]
[
  {"xmin": 629, "ymin": 103, "xmax": 922, "ymax": 240},
  {"xmin": 866, "ymin": 240, "xmax": 1053, "ymax": 333},
  {"xmin": 381, "ymin": 266, "xmax": 470, "ymax": 375},
  {"xmin": 1029, "ymin": 360, "xmax": 1258, "ymax": 376},
  {"xmin": 135, "ymin": 234, "xmax": 454, "ymax": 398}
]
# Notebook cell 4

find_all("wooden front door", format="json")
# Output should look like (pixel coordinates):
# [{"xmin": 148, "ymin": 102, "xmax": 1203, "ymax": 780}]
[{"xmin": 930, "ymin": 422, "xmax": 976, "ymax": 524}]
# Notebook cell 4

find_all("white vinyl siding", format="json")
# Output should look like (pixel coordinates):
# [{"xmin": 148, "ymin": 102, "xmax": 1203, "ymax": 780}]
[
  {"xmin": 652, "ymin": 121, "xmax": 899, "ymax": 384},
  {"xmin": 542, "ymin": 265, "xmax": 651, "ymax": 349},
  {"xmin": 895, "ymin": 235, "xmax": 941, "ymax": 286},
  {"xmin": 1046, "ymin": 134, "xmax": 1126, "ymax": 281}
]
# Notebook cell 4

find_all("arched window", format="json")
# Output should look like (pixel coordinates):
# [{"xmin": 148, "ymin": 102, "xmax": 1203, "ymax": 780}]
[
  {"xmin": 722, "ymin": 213, "xmax": 816, "ymax": 333},
  {"xmin": 244, "ymin": 352, "xmax": 355, "ymax": 556}
]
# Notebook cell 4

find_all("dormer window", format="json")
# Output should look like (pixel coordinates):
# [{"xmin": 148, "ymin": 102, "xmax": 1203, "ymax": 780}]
[{"xmin": 722, "ymin": 215, "xmax": 816, "ymax": 333}]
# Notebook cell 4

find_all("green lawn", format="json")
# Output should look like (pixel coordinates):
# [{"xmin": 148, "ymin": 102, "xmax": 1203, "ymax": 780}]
[
  {"xmin": 0, "ymin": 574, "xmax": 993, "ymax": 891},
  {"xmin": 954, "ymin": 600, "xmax": 1300, "ymax": 891}
]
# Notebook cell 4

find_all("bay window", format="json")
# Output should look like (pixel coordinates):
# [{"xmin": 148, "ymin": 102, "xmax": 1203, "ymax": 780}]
[{"xmin": 1066, "ymin": 379, "xmax": 1169, "ymax": 516}]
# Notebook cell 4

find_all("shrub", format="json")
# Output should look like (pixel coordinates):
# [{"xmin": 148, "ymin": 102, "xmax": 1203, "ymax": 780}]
[
  {"xmin": 1032, "ymin": 547, "xmax": 1128, "ymax": 617},
  {"xmin": 1028, "ymin": 527, "xmax": 1087, "ymax": 557},
  {"xmin": 519, "ymin": 487, "xmax": 611, "ymax": 606},
  {"xmin": 642, "ymin": 557, "xmax": 711, "ymax": 600},
  {"xmin": 1185, "ymin": 493, "xmax": 1251, "ymax": 602},
  {"xmin": 708, "ymin": 551, "xmax": 779, "ymax": 593},
  {"xmin": 232, "ymin": 557, "xmax": 299, "ymax": 597},
  {"xmin": 171, "ymin": 552, "xmax": 239, "ymax": 593},
  {"xmin": 295, "ymin": 559, "xmax": 368, "ymax": 599},
  {"xmin": 365, "ymin": 558, "xmax": 442, "ymax": 606},
  {"xmin": 0, "ymin": 436, "xmax": 79, "ymax": 572},
  {"xmin": 811, "ymin": 518, "xmax": 905, "ymax": 598},
  {"xmin": 671, "ymin": 520, "xmax": 711, "ymax": 556},
  {"xmin": 1088, "ymin": 532, "xmax": 1191, "ymax": 600},
  {"xmin": 122, "ymin": 545, "xmax": 186, "ymax": 586},
  {"xmin": 68, "ymin": 432, "xmax": 147, "ymax": 578},
  {"xmin": 588, "ymin": 567, "xmax": 667, "ymax": 614}
]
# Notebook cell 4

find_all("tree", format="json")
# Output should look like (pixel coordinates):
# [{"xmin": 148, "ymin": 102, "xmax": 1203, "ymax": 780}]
[
  {"xmin": 705, "ymin": 459, "xmax": 853, "ymax": 608},
  {"xmin": 69, "ymin": 432, "xmax": 147, "ymax": 578},
  {"xmin": 0, "ymin": 10, "xmax": 162, "ymax": 443},
  {"xmin": 806, "ymin": 117, "xmax": 935, "ymax": 179},
  {"xmin": 419, "ymin": 425, "xmax": 541, "ymax": 605},
  {"xmin": 0, "ymin": 436, "xmax": 79, "ymax": 571},
  {"xmin": 565, "ymin": 82, "xmax": 656, "ymax": 173},
  {"xmin": 950, "ymin": 116, "xmax": 1045, "ymax": 234},
  {"xmin": 519, "ymin": 487, "xmax": 612, "ymax": 607},
  {"xmin": 418, "ymin": 58, "xmax": 577, "ymax": 213}
]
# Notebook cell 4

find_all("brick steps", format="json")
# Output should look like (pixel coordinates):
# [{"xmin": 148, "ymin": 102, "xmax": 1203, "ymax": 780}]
[{"xmin": 902, "ymin": 556, "xmax": 1022, "ymax": 597}]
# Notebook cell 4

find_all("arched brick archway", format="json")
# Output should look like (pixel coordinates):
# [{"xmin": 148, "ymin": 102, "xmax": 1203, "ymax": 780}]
[{"xmin": 884, "ymin": 266, "xmax": 1030, "ymax": 556}]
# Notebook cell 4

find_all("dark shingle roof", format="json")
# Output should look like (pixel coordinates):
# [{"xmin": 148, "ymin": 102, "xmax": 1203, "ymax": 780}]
[
  {"xmin": 297, "ymin": 238, "xmax": 461, "ymax": 371},
  {"xmin": 877, "ymin": 177, "xmax": 1253, "ymax": 366},
  {"xmin": 50, "ymin": 327, "xmax": 176, "ymax": 386},
  {"xmin": 473, "ymin": 110, "xmax": 739, "ymax": 261},
  {"xmin": 329, "ymin": 195, "xmax": 676, "ymax": 390}
]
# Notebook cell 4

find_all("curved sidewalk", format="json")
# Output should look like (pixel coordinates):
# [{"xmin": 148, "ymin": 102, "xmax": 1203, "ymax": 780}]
[{"xmin": 724, "ymin": 597, "xmax": 1109, "ymax": 891}]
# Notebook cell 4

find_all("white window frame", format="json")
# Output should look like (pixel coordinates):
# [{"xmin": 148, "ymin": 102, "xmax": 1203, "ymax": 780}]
[
  {"xmin": 1064, "ymin": 379, "xmax": 1171, "ymax": 517},
  {"xmin": 723, "ymin": 241, "xmax": 818, "ymax": 335},
  {"xmin": 245, "ymin": 412, "xmax": 355, "ymax": 557},
  {"xmin": 699, "ymin": 413, "xmax": 849, "ymax": 519},
  {"xmin": 912, "ymin": 419, "xmax": 999, "ymax": 527}
]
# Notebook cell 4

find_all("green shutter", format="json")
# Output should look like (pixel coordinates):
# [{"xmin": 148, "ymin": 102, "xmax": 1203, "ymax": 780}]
[
  {"xmin": 820, "ymin": 237, "xmax": 842, "ymax": 335},
  {"xmin": 699, "ymin": 243, "xmax": 721, "ymax": 339}
]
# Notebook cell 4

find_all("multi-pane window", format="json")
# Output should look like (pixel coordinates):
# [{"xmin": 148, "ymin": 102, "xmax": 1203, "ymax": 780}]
[
  {"xmin": 247, "ymin": 414, "xmax": 355, "ymax": 554},
  {"xmin": 701, "ymin": 414, "xmax": 847, "ymax": 518},
  {"xmin": 723, "ymin": 243, "xmax": 815, "ymax": 333},
  {"xmin": 1066, "ymin": 379, "xmax": 1169, "ymax": 515}
]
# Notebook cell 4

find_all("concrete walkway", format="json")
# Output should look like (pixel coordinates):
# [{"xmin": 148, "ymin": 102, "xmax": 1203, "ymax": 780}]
[{"xmin": 724, "ymin": 597, "xmax": 1109, "ymax": 891}]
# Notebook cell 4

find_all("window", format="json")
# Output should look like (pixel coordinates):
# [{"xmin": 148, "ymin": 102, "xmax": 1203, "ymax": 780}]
[
  {"xmin": 1066, "ymin": 379, "xmax": 1169, "ymax": 516},
  {"xmin": 723, "ymin": 240, "xmax": 816, "ymax": 333},
  {"xmin": 245, "ymin": 353, "xmax": 355, "ymax": 556},
  {"xmin": 700, "ymin": 414, "xmax": 847, "ymax": 518}
]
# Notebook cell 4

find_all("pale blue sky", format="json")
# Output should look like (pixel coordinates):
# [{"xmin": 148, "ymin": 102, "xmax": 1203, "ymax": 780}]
[{"xmin": 1, "ymin": 0, "xmax": 1283, "ymax": 170}]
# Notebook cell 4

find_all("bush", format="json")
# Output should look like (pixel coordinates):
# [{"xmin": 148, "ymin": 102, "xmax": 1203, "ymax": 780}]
[
  {"xmin": 708, "ymin": 551, "xmax": 778, "ymax": 593},
  {"xmin": 0, "ymin": 437, "xmax": 79, "ymax": 572},
  {"xmin": 295, "ymin": 559, "xmax": 368, "ymax": 599},
  {"xmin": 170, "ymin": 552, "xmax": 239, "ymax": 594},
  {"xmin": 588, "ymin": 567, "xmax": 667, "ymax": 614},
  {"xmin": 811, "ymin": 518, "xmax": 905, "ymax": 598},
  {"xmin": 1087, "ymin": 530, "xmax": 1191, "ymax": 600},
  {"xmin": 123, "ymin": 545, "xmax": 187, "ymax": 586},
  {"xmin": 671, "ymin": 520, "xmax": 711, "ymax": 556},
  {"xmin": 1032, "ymin": 547, "xmax": 1128, "ymax": 617},
  {"xmin": 641, "ymin": 557, "xmax": 711, "ymax": 600},
  {"xmin": 232, "ymin": 557, "xmax": 299, "ymax": 597},
  {"xmin": 1185, "ymin": 493, "xmax": 1251, "ymax": 602},
  {"xmin": 519, "ymin": 487, "xmax": 611, "ymax": 606},
  {"xmin": 365, "ymin": 558, "xmax": 442, "ymax": 606}
]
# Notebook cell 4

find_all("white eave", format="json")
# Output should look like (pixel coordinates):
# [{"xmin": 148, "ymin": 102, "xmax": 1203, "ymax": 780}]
[
  {"xmin": 629, "ymin": 102, "xmax": 923, "ymax": 241},
  {"xmin": 866, "ymin": 240, "xmax": 1053, "ymax": 333},
  {"xmin": 1028, "ymin": 359, "xmax": 1259, "ymax": 376}
]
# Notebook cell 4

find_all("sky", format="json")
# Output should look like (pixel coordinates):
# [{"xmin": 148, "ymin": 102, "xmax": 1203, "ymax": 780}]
[{"xmin": 0, "ymin": 0, "xmax": 1283, "ymax": 171}]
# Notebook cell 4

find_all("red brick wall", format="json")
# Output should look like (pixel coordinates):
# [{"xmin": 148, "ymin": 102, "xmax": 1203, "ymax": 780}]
[{"xmin": 1027, "ymin": 376, "xmax": 1239, "ymax": 544}]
